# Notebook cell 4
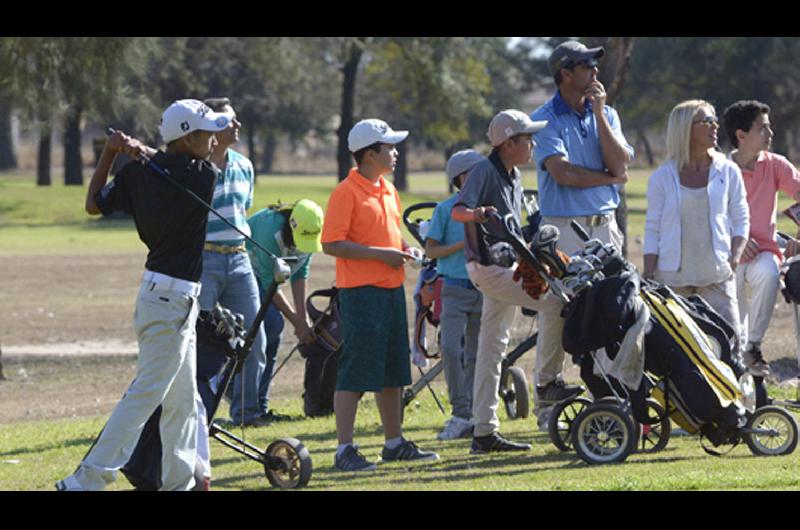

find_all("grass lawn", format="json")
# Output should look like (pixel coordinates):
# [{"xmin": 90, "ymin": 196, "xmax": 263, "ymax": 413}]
[
  {"xmin": 3, "ymin": 168, "xmax": 800, "ymax": 492},
  {"xmin": 2, "ymin": 386, "xmax": 800, "ymax": 491}
]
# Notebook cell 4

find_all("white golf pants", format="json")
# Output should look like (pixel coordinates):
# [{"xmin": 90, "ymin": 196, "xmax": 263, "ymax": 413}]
[
  {"xmin": 736, "ymin": 251, "xmax": 781, "ymax": 348},
  {"xmin": 66, "ymin": 275, "xmax": 200, "ymax": 491}
]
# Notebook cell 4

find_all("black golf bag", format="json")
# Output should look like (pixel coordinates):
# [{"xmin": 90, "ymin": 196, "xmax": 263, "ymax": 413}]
[
  {"xmin": 562, "ymin": 270, "xmax": 750, "ymax": 445},
  {"xmin": 121, "ymin": 308, "xmax": 245, "ymax": 491},
  {"xmin": 301, "ymin": 288, "xmax": 341, "ymax": 418}
]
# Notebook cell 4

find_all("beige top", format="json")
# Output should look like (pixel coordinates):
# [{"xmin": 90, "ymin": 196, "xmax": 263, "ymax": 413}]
[{"xmin": 655, "ymin": 185, "xmax": 732, "ymax": 287}]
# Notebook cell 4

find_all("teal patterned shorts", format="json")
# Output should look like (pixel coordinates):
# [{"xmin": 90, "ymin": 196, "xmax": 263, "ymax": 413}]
[{"xmin": 336, "ymin": 285, "xmax": 412, "ymax": 392}]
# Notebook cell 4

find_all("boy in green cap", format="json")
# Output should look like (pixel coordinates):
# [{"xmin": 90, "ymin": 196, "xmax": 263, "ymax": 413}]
[{"xmin": 246, "ymin": 199, "xmax": 325, "ymax": 417}]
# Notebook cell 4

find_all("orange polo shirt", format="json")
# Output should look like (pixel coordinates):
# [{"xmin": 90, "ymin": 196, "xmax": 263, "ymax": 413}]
[
  {"xmin": 321, "ymin": 168, "xmax": 405, "ymax": 288},
  {"xmin": 739, "ymin": 151, "xmax": 800, "ymax": 260}
]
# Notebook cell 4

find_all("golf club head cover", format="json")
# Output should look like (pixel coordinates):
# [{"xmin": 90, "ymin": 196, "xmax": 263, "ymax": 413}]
[
  {"xmin": 531, "ymin": 224, "xmax": 569, "ymax": 278},
  {"xmin": 512, "ymin": 256, "xmax": 549, "ymax": 300}
]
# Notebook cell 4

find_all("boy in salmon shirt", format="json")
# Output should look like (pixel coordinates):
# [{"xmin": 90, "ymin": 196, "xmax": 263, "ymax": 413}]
[
  {"xmin": 723, "ymin": 100, "xmax": 800, "ymax": 376},
  {"xmin": 321, "ymin": 119, "xmax": 439, "ymax": 472}
]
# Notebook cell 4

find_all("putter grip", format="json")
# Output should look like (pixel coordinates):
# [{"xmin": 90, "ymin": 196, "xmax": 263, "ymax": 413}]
[{"xmin": 570, "ymin": 220, "xmax": 591, "ymax": 242}]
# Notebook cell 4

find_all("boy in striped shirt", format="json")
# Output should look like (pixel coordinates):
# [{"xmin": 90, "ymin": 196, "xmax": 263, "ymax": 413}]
[{"xmin": 197, "ymin": 97, "xmax": 271, "ymax": 428}]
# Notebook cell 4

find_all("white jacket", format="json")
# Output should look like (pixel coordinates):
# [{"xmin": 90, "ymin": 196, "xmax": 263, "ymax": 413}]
[{"xmin": 643, "ymin": 156, "xmax": 749, "ymax": 272}]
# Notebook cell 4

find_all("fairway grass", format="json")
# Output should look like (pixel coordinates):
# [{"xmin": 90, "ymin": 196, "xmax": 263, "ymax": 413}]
[{"xmin": 2, "ymin": 391, "xmax": 800, "ymax": 491}]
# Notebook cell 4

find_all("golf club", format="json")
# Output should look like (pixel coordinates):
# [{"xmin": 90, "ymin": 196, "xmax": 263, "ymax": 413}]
[{"xmin": 106, "ymin": 128, "xmax": 297, "ymax": 265}]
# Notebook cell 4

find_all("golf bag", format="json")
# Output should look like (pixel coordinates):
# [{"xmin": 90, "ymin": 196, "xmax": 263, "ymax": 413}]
[
  {"xmin": 414, "ymin": 263, "xmax": 444, "ymax": 359},
  {"xmin": 121, "ymin": 307, "xmax": 245, "ymax": 491},
  {"xmin": 562, "ymin": 270, "xmax": 747, "ymax": 444},
  {"xmin": 301, "ymin": 288, "xmax": 341, "ymax": 417}
]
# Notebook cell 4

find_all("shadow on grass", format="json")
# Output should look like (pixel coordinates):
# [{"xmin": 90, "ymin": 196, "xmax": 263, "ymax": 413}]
[{"xmin": 0, "ymin": 435, "xmax": 98, "ymax": 457}]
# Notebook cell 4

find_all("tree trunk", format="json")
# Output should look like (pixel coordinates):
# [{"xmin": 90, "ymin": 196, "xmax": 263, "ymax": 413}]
[
  {"xmin": 246, "ymin": 125, "xmax": 258, "ymax": 182},
  {"xmin": 616, "ymin": 188, "xmax": 628, "ymax": 258},
  {"xmin": 636, "ymin": 127, "xmax": 654, "ymax": 167},
  {"xmin": 0, "ymin": 90, "xmax": 17, "ymax": 170},
  {"xmin": 337, "ymin": 40, "xmax": 365, "ymax": 181},
  {"xmin": 394, "ymin": 141, "xmax": 408, "ymax": 191},
  {"xmin": 37, "ymin": 124, "xmax": 52, "ymax": 187},
  {"xmin": 261, "ymin": 131, "xmax": 278, "ymax": 175},
  {"xmin": 605, "ymin": 37, "xmax": 635, "ymax": 106},
  {"xmin": 63, "ymin": 104, "xmax": 83, "ymax": 186}
]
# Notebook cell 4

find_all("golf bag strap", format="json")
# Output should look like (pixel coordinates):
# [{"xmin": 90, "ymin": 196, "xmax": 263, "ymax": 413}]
[{"xmin": 414, "ymin": 308, "xmax": 439, "ymax": 359}]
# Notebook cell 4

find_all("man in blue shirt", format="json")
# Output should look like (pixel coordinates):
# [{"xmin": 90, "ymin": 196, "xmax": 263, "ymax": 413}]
[
  {"xmin": 530, "ymin": 41, "xmax": 634, "ymax": 427},
  {"xmin": 425, "ymin": 150, "xmax": 485, "ymax": 440}
]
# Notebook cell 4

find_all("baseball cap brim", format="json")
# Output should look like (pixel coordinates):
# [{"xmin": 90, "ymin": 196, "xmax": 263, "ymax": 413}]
[
  {"xmin": 383, "ymin": 130, "xmax": 409, "ymax": 145},
  {"xmin": 294, "ymin": 233, "xmax": 322, "ymax": 254},
  {"xmin": 524, "ymin": 120, "xmax": 548, "ymax": 134},
  {"xmin": 198, "ymin": 110, "xmax": 235, "ymax": 134}
]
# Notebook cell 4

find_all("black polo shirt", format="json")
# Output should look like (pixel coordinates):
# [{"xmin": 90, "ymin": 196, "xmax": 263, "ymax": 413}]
[
  {"xmin": 454, "ymin": 149, "xmax": 524, "ymax": 265},
  {"xmin": 94, "ymin": 151, "xmax": 218, "ymax": 282}
]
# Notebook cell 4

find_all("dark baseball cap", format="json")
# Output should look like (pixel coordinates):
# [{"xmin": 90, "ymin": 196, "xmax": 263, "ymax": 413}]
[{"xmin": 548, "ymin": 41, "xmax": 605, "ymax": 75}]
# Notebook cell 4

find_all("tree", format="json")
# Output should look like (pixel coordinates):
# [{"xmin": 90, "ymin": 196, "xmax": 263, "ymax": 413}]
[
  {"xmin": 0, "ymin": 86, "xmax": 17, "ymax": 170},
  {"xmin": 334, "ymin": 37, "xmax": 370, "ymax": 181},
  {"xmin": 362, "ymin": 37, "xmax": 512, "ymax": 190}
]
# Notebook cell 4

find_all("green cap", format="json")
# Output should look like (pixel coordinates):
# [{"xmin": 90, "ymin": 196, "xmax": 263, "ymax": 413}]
[{"xmin": 290, "ymin": 199, "xmax": 324, "ymax": 253}]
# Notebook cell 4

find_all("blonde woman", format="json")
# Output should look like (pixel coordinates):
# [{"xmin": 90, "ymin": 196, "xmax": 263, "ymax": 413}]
[{"xmin": 643, "ymin": 99, "xmax": 749, "ymax": 345}]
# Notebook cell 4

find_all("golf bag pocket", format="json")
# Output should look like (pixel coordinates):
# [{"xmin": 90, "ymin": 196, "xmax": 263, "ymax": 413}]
[{"xmin": 299, "ymin": 341, "xmax": 337, "ymax": 417}]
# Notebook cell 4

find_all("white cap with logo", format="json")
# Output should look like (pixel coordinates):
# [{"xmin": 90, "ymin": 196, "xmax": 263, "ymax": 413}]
[
  {"xmin": 487, "ymin": 110, "xmax": 548, "ymax": 147},
  {"xmin": 159, "ymin": 99, "xmax": 234, "ymax": 144},
  {"xmin": 348, "ymin": 119, "xmax": 409, "ymax": 152}
]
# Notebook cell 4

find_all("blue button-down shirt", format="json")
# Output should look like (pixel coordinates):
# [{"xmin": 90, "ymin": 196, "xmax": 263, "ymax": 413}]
[{"xmin": 531, "ymin": 90, "xmax": 634, "ymax": 217}]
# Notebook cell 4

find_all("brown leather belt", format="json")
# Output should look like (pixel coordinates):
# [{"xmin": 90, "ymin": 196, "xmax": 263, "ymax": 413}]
[{"xmin": 204, "ymin": 242, "xmax": 247, "ymax": 254}]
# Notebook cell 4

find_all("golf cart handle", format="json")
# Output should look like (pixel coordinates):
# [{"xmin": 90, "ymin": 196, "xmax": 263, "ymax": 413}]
[
  {"xmin": 570, "ymin": 220, "xmax": 591, "ymax": 243},
  {"xmin": 402, "ymin": 202, "xmax": 438, "ymax": 246}
]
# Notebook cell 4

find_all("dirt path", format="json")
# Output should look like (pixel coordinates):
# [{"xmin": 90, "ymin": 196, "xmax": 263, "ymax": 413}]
[{"xmin": 2, "ymin": 246, "xmax": 799, "ymax": 425}]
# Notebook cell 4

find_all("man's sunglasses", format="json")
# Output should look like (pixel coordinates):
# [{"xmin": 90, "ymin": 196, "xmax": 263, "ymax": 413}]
[{"xmin": 563, "ymin": 59, "xmax": 598, "ymax": 70}]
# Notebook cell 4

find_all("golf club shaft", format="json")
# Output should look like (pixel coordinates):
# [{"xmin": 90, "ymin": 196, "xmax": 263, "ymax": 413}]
[{"xmin": 106, "ymin": 128, "xmax": 296, "ymax": 264}]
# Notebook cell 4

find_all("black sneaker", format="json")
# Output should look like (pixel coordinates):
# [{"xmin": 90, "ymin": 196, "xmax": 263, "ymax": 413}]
[
  {"xmin": 743, "ymin": 345, "xmax": 771, "ymax": 377},
  {"xmin": 536, "ymin": 380, "xmax": 584, "ymax": 404},
  {"xmin": 334, "ymin": 444, "xmax": 377, "ymax": 472},
  {"xmin": 261, "ymin": 409, "xmax": 292, "ymax": 422},
  {"xmin": 381, "ymin": 439, "xmax": 439, "ymax": 463},
  {"xmin": 470, "ymin": 432, "xmax": 532, "ymax": 454}
]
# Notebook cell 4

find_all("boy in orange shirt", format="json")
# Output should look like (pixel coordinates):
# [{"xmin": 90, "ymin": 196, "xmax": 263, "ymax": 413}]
[{"xmin": 321, "ymin": 119, "xmax": 438, "ymax": 472}]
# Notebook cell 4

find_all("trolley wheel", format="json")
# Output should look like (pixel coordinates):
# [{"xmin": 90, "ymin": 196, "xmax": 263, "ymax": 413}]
[
  {"xmin": 500, "ymin": 366, "xmax": 530, "ymax": 419},
  {"xmin": 744, "ymin": 406, "xmax": 799, "ymax": 456},
  {"xmin": 571, "ymin": 403, "xmax": 636, "ymax": 465},
  {"xmin": 263, "ymin": 437, "xmax": 313, "ymax": 489},
  {"xmin": 548, "ymin": 397, "xmax": 592, "ymax": 452},
  {"xmin": 638, "ymin": 398, "xmax": 671, "ymax": 453}
]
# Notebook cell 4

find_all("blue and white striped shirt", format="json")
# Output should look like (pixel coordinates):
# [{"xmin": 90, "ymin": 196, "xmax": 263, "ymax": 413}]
[{"xmin": 206, "ymin": 149, "xmax": 254, "ymax": 245}]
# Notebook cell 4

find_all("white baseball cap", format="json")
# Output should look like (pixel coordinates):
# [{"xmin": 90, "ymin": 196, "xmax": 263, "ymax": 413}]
[
  {"xmin": 348, "ymin": 119, "xmax": 409, "ymax": 152},
  {"xmin": 159, "ymin": 99, "xmax": 234, "ymax": 144},
  {"xmin": 487, "ymin": 110, "xmax": 548, "ymax": 147}
]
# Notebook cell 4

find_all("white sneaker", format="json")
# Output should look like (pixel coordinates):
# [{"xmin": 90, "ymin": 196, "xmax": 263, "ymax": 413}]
[
  {"xmin": 536, "ymin": 407, "xmax": 553, "ymax": 432},
  {"xmin": 55, "ymin": 475, "xmax": 85, "ymax": 491},
  {"xmin": 437, "ymin": 416, "xmax": 473, "ymax": 440}
]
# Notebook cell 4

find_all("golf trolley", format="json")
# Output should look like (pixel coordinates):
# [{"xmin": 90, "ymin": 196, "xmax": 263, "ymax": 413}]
[
  {"xmin": 201, "ymin": 259, "xmax": 313, "ymax": 489},
  {"xmin": 482, "ymin": 210, "xmax": 799, "ymax": 465},
  {"xmin": 401, "ymin": 201, "xmax": 537, "ymax": 421}
]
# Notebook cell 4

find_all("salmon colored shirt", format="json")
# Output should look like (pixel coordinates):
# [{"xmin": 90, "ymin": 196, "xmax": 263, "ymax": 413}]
[
  {"xmin": 738, "ymin": 151, "xmax": 800, "ymax": 260},
  {"xmin": 321, "ymin": 168, "xmax": 405, "ymax": 289}
]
